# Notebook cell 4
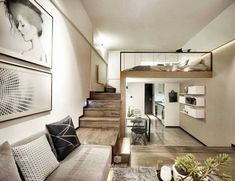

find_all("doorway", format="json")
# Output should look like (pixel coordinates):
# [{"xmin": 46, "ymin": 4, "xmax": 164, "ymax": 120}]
[{"xmin": 145, "ymin": 84, "xmax": 153, "ymax": 114}]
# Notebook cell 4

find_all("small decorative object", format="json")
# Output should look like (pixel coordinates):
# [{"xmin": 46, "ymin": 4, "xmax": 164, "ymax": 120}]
[
  {"xmin": 169, "ymin": 90, "xmax": 178, "ymax": 102},
  {"xmin": 172, "ymin": 153, "xmax": 232, "ymax": 181},
  {"xmin": 184, "ymin": 87, "xmax": 188, "ymax": 93},
  {"xmin": 176, "ymin": 48, "xmax": 183, "ymax": 53},
  {"xmin": 160, "ymin": 166, "xmax": 172, "ymax": 181}
]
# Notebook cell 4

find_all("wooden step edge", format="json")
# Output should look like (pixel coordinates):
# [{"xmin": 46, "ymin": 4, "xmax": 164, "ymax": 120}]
[
  {"xmin": 90, "ymin": 91, "xmax": 121, "ymax": 94},
  {"xmin": 117, "ymin": 137, "xmax": 131, "ymax": 155},
  {"xmin": 80, "ymin": 118, "xmax": 120, "ymax": 122},
  {"xmin": 87, "ymin": 99, "xmax": 121, "ymax": 102},
  {"xmin": 84, "ymin": 107, "xmax": 120, "ymax": 111}
]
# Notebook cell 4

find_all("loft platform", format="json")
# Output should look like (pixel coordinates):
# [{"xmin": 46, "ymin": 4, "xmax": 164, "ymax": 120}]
[
  {"xmin": 121, "ymin": 70, "xmax": 212, "ymax": 78},
  {"xmin": 120, "ymin": 51, "xmax": 213, "ymax": 79}
]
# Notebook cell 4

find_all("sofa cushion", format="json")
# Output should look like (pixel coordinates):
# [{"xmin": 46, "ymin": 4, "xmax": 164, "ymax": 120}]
[
  {"xmin": 0, "ymin": 141, "xmax": 21, "ymax": 181},
  {"xmin": 12, "ymin": 135, "xmax": 59, "ymax": 181},
  {"xmin": 46, "ymin": 116, "xmax": 80, "ymax": 161},
  {"xmin": 46, "ymin": 144, "xmax": 112, "ymax": 181}
]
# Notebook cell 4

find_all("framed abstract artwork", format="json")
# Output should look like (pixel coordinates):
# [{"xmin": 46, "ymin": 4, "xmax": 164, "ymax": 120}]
[
  {"xmin": 0, "ymin": 60, "xmax": 52, "ymax": 122},
  {"xmin": 0, "ymin": 0, "xmax": 53, "ymax": 68}
]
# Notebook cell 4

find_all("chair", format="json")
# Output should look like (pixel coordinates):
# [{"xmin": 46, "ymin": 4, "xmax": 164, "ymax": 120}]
[{"xmin": 131, "ymin": 118, "xmax": 147, "ymax": 145}]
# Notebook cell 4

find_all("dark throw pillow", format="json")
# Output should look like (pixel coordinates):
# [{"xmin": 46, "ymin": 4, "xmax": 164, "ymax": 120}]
[
  {"xmin": 0, "ymin": 141, "xmax": 21, "ymax": 181},
  {"xmin": 46, "ymin": 116, "xmax": 80, "ymax": 161}
]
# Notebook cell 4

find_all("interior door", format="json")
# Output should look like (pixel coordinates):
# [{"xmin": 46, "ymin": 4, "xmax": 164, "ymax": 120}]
[{"xmin": 145, "ymin": 84, "xmax": 153, "ymax": 114}]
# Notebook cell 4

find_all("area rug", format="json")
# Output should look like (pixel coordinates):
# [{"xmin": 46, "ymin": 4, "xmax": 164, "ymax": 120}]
[{"xmin": 112, "ymin": 167, "xmax": 159, "ymax": 181}]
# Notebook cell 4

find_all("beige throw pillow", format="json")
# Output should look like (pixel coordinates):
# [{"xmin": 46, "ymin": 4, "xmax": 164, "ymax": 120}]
[
  {"xmin": 0, "ymin": 141, "xmax": 21, "ymax": 181},
  {"xmin": 187, "ymin": 58, "xmax": 202, "ymax": 66}
]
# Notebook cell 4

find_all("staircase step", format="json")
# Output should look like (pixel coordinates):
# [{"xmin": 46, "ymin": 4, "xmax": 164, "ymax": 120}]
[
  {"xmin": 84, "ymin": 107, "xmax": 120, "ymax": 111},
  {"xmin": 87, "ymin": 100, "xmax": 120, "ymax": 108},
  {"xmin": 80, "ymin": 117, "xmax": 120, "ymax": 122},
  {"xmin": 84, "ymin": 110, "xmax": 120, "ymax": 117},
  {"xmin": 90, "ymin": 92, "xmax": 121, "ymax": 100},
  {"xmin": 79, "ymin": 120, "xmax": 119, "ymax": 128}
]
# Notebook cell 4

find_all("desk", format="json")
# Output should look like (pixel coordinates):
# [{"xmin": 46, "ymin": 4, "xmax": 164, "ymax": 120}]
[{"xmin": 126, "ymin": 115, "xmax": 151, "ymax": 141}]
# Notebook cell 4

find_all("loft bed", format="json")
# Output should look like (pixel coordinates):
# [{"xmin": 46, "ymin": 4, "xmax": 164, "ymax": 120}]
[{"xmin": 120, "ymin": 52, "xmax": 213, "ymax": 78}]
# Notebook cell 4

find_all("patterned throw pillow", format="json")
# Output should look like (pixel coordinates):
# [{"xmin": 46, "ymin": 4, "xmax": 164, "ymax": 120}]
[
  {"xmin": 46, "ymin": 116, "xmax": 80, "ymax": 161},
  {"xmin": 12, "ymin": 135, "xmax": 59, "ymax": 181}
]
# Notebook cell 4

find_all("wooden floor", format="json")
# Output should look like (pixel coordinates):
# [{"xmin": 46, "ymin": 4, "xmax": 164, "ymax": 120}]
[
  {"xmin": 131, "ymin": 145, "xmax": 235, "ymax": 178},
  {"xmin": 76, "ymin": 127, "xmax": 119, "ymax": 146}
]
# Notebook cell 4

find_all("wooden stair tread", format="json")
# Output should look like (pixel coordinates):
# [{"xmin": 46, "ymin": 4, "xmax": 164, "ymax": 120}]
[
  {"xmin": 84, "ymin": 107, "xmax": 120, "ymax": 111},
  {"xmin": 90, "ymin": 91, "xmax": 120, "ymax": 95},
  {"xmin": 80, "ymin": 117, "xmax": 120, "ymax": 121},
  {"xmin": 87, "ymin": 100, "xmax": 120, "ymax": 108},
  {"xmin": 90, "ymin": 92, "xmax": 121, "ymax": 100}
]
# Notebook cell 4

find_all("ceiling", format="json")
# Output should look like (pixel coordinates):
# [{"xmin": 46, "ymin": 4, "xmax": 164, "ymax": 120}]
[{"xmin": 81, "ymin": 0, "xmax": 234, "ymax": 51}]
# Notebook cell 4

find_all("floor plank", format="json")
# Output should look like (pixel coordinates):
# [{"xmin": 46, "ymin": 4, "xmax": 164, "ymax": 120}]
[{"xmin": 131, "ymin": 145, "xmax": 235, "ymax": 178}]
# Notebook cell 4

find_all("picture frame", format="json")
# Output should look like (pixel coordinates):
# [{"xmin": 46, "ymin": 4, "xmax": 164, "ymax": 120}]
[
  {"xmin": 0, "ymin": 60, "xmax": 52, "ymax": 122},
  {"xmin": 0, "ymin": 0, "xmax": 53, "ymax": 68}
]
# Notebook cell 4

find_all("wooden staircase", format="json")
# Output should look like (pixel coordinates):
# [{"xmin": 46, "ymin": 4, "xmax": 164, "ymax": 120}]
[{"xmin": 79, "ymin": 92, "xmax": 121, "ymax": 129}]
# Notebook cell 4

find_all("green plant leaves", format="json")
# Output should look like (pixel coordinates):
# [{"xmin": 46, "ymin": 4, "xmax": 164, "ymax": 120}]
[{"xmin": 174, "ymin": 153, "xmax": 232, "ymax": 181}]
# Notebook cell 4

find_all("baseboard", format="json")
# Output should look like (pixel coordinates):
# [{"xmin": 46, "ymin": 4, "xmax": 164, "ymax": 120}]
[{"xmin": 179, "ymin": 127, "xmax": 207, "ymax": 147}]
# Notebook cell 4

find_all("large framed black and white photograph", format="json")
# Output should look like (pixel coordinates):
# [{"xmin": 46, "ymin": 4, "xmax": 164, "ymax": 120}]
[
  {"xmin": 0, "ymin": 61, "xmax": 52, "ymax": 122},
  {"xmin": 0, "ymin": 0, "xmax": 53, "ymax": 68}
]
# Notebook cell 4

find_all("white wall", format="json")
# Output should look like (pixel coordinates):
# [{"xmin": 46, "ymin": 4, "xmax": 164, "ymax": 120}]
[
  {"xmin": 180, "ymin": 1, "xmax": 235, "ymax": 146},
  {"xmin": 180, "ymin": 41, "xmax": 235, "ymax": 146},
  {"xmin": 126, "ymin": 83, "xmax": 145, "ymax": 115},
  {"xmin": 183, "ymin": 2, "xmax": 235, "ymax": 51},
  {"xmin": 108, "ymin": 51, "xmax": 121, "ymax": 92},
  {"xmin": 0, "ymin": 0, "xmax": 94, "ymax": 144},
  {"xmin": 52, "ymin": 0, "xmax": 93, "ymax": 43},
  {"xmin": 90, "ymin": 50, "xmax": 107, "ymax": 91},
  {"xmin": 164, "ymin": 83, "xmax": 179, "ymax": 127}
]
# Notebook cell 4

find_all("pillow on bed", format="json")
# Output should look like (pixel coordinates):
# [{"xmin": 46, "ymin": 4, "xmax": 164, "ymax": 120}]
[
  {"xmin": 182, "ymin": 64, "xmax": 208, "ymax": 72},
  {"xmin": 178, "ymin": 59, "xmax": 189, "ymax": 68},
  {"xmin": 187, "ymin": 58, "xmax": 203, "ymax": 66}
]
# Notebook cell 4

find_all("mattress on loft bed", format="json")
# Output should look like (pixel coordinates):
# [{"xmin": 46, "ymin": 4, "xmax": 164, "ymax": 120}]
[
  {"xmin": 123, "ymin": 56, "xmax": 211, "ymax": 72},
  {"xmin": 124, "ymin": 63, "xmax": 209, "ymax": 72}
]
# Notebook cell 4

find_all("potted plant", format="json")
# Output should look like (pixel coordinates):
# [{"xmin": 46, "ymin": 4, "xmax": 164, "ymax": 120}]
[{"xmin": 172, "ymin": 153, "xmax": 232, "ymax": 181}]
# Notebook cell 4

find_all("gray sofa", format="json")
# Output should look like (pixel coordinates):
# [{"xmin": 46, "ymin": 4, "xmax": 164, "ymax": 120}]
[{"xmin": 12, "ymin": 132, "xmax": 112, "ymax": 181}]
